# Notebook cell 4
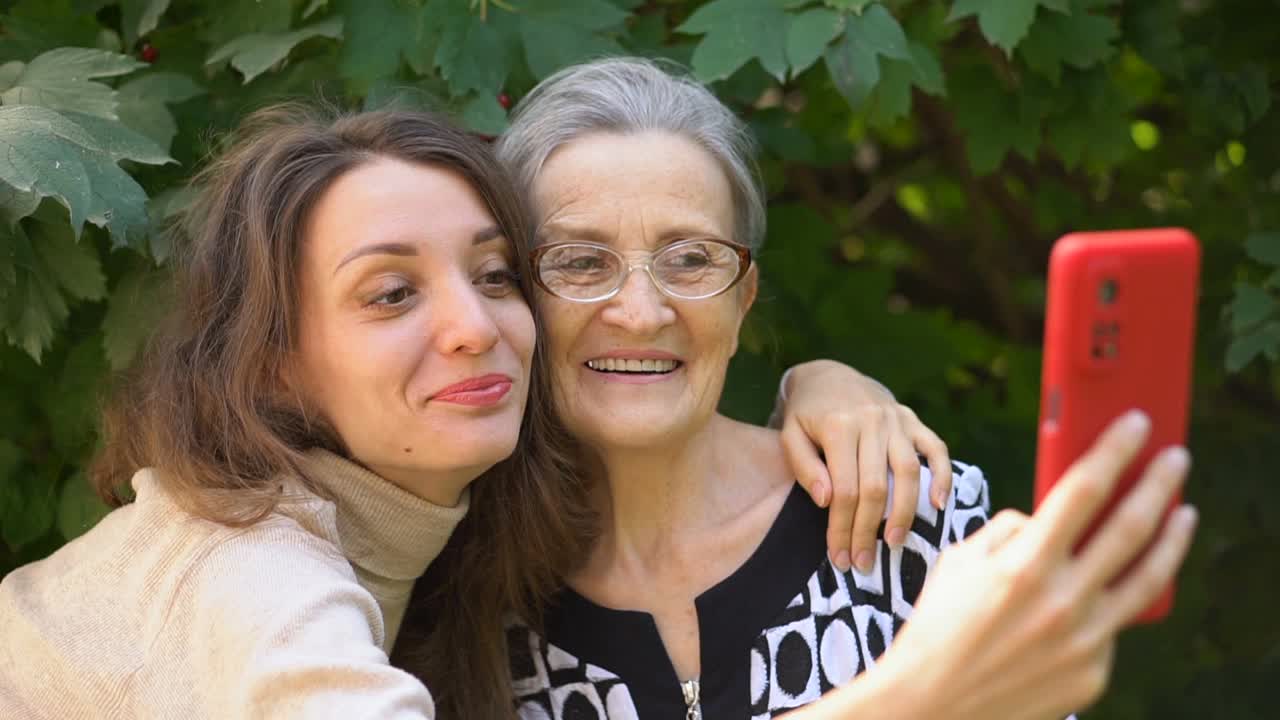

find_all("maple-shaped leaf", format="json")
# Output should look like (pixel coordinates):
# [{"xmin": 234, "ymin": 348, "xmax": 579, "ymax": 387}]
[
  {"xmin": 519, "ymin": 0, "xmax": 628, "ymax": 80},
  {"xmin": 824, "ymin": 3, "xmax": 912, "ymax": 109},
  {"xmin": 120, "ymin": 0, "xmax": 172, "ymax": 46},
  {"xmin": 0, "ymin": 210, "xmax": 106, "ymax": 361},
  {"xmin": 115, "ymin": 72, "xmax": 206, "ymax": 152},
  {"xmin": 677, "ymin": 0, "xmax": 791, "ymax": 82},
  {"xmin": 868, "ymin": 41, "xmax": 946, "ymax": 126},
  {"xmin": 0, "ymin": 105, "xmax": 171, "ymax": 245},
  {"xmin": 433, "ymin": 2, "xmax": 515, "ymax": 97},
  {"xmin": 1245, "ymin": 232, "xmax": 1280, "ymax": 268},
  {"xmin": 0, "ymin": 47, "xmax": 146, "ymax": 119},
  {"xmin": 102, "ymin": 264, "xmax": 170, "ymax": 371},
  {"xmin": 950, "ymin": 65, "xmax": 1048, "ymax": 173},
  {"xmin": 786, "ymin": 7, "xmax": 843, "ymax": 78},
  {"xmin": 336, "ymin": 0, "xmax": 421, "ymax": 89},
  {"xmin": 206, "ymin": 15, "xmax": 343, "ymax": 83},
  {"xmin": 948, "ymin": 0, "xmax": 1069, "ymax": 55},
  {"xmin": 1018, "ymin": 0, "xmax": 1119, "ymax": 83}
]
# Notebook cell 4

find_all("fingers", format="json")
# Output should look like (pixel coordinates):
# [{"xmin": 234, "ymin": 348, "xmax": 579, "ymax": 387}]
[
  {"xmin": 821, "ymin": 421, "xmax": 862, "ymax": 571},
  {"xmin": 884, "ymin": 430, "xmax": 921, "ymax": 550},
  {"xmin": 905, "ymin": 413, "xmax": 952, "ymax": 510},
  {"xmin": 1028, "ymin": 411, "xmax": 1152, "ymax": 558},
  {"xmin": 781, "ymin": 417, "xmax": 832, "ymax": 508},
  {"xmin": 850, "ymin": 416, "xmax": 889, "ymax": 573},
  {"xmin": 1076, "ymin": 446, "xmax": 1190, "ymax": 592},
  {"xmin": 1100, "ymin": 503, "xmax": 1198, "ymax": 628},
  {"xmin": 967, "ymin": 509, "xmax": 1030, "ymax": 554}
]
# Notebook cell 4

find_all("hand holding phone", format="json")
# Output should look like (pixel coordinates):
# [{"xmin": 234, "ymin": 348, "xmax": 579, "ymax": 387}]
[
  {"xmin": 859, "ymin": 413, "xmax": 1196, "ymax": 720},
  {"xmin": 1034, "ymin": 228, "xmax": 1200, "ymax": 623}
]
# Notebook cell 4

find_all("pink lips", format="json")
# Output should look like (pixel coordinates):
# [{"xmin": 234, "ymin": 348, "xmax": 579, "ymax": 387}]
[{"xmin": 430, "ymin": 373, "xmax": 513, "ymax": 407}]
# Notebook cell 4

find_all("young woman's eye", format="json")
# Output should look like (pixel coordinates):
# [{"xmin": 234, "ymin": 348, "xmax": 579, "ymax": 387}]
[
  {"xmin": 369, "ymin": 284, "xmax": 416, "ymax": 309},
  {"xmin": 477, "ymin": 269, "xmax": 520, "ymax": 296}
]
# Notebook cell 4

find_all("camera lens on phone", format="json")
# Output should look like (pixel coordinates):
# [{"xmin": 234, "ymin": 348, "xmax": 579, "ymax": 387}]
[{"xmin": 1099, "ymin": 279, "xmax": 1119, "ymax": 305}]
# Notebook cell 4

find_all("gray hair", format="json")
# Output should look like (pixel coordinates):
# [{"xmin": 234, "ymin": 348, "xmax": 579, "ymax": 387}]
[{"xmin": 495, "ymin": 57, "xmax": 767, "ymax": 253}]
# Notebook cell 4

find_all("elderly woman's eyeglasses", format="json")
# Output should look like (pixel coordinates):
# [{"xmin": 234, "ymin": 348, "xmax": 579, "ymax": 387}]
[{"xmin": 530, "ymin": 238, "xmax": 753, "ymax": 302}]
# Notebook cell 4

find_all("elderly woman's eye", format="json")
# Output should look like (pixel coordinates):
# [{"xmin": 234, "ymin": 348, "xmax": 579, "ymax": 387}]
[
  {"xmin": 660, "ymin": 242, "xmax": 721, "ymax": 271},
  {"xmin": 563, "ymin": 255, "xmax": 609, "ymax": 272},
  {"xmin": 670, "ymin": 250, "xmax": 711, "ymax": 268},
  {"xmin": 539, "ymin": 247, "xmax": 618, "ymax": 290}
]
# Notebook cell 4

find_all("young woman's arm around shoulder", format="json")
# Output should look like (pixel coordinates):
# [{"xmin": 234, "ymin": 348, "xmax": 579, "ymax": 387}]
[{"xmin": 786, "ymin": 412, "xmax": 1197, "ymax": 720}]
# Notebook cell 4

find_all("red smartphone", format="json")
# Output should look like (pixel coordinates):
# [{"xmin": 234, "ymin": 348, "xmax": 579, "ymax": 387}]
[{"xmin": 1034, "ymin": 228, "xmax": 1199, "ymax": 623}]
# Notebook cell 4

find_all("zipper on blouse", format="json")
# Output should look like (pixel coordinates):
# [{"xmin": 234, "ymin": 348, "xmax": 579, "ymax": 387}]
[{"xmin": 681, "ymin": 678, "xmax": 702, "ymax": 720}]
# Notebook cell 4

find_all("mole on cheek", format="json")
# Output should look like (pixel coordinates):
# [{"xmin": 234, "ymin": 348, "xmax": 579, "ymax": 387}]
[{"xmin": 403, "ymin": 447, "xmax": 413, "ymax": 454}]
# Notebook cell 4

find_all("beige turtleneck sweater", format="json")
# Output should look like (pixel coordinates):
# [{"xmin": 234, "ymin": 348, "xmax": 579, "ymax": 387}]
[{"xmin": 0, "ymin": 449, "xmax": 466, "ymax": 719}]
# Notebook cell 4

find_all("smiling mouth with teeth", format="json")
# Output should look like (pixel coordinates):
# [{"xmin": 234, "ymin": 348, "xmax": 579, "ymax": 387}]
[{"xmin": 585, "ymin": 358, "xmax": 682, "ymax": 373}]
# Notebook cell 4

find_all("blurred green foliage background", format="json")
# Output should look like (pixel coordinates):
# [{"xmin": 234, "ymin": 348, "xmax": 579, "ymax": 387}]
[{"xmin": 0, "ymin": 0, "xmax": 1277, "ymax": 716}]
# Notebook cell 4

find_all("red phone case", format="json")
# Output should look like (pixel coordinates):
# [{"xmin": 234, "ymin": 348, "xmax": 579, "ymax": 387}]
[{"xmin": 1034, "ymin": 228, "xmax": 1200, "ymax": 624}]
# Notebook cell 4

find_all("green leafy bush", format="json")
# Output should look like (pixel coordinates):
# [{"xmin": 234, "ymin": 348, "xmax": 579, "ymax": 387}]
[{"xmin": 1, "ymin": 1, "xmax": 1276, "ymax": 715}]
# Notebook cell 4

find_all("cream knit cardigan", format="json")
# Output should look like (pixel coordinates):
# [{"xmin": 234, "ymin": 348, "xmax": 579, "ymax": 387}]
[{"xmin": 0, "ymin": 449, "xmax": 466, "ymax": 719}]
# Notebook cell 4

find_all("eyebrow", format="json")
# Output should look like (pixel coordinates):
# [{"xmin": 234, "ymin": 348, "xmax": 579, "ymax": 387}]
[
  {"xmin": 333, "ymin": 225, "xmax": 506, "ymax": 275},
  {"xmin": 535, "ymin": 226, "xmax": 609, "ymax": 246},
  {"xmin": 536, "ymin": 223, "xmax": 726, "ymax": 246}
]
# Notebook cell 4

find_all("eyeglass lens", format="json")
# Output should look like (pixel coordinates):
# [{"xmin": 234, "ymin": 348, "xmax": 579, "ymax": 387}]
[{"xmin": 537, "ymin": 241, "xmax": 742, "ymax": 300}]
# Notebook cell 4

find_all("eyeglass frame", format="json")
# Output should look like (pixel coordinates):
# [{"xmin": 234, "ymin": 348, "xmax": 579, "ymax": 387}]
[{"xmin": 528, "ymin": 237, "xmax": 754, "ymax": 303}]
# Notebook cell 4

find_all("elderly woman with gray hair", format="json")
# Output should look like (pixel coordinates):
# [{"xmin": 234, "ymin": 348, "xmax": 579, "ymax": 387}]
[{"xmin": 400, "ymin": 58, "xmax": 1196, "ymax": 720}]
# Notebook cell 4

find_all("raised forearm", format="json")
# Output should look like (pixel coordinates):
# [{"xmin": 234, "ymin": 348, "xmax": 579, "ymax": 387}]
[{"xmin": 779, "ymin": 655, "xmax": 933, "ymax": 720}]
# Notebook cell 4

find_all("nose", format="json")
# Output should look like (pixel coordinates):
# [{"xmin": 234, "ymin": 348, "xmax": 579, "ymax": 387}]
[
  {"xmin": 430, "ymin": 278, "xmax": 502, "ymax": 356},
  {"xmin": 599, "ymin": 265, "xmax": 676, "ymax": 336}
]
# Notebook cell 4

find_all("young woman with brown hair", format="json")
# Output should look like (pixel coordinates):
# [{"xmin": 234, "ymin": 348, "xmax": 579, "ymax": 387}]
[
  {"xmin": 0, "ymin": 103, "xmax": 941, "ymax": 719},
  {"xmin": 1, "ymin": 105, "xmax": 579, "ymax": 718}
]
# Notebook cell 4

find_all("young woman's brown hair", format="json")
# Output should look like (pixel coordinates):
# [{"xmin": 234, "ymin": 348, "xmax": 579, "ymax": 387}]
[{"xmin": 91, "ymin": 104, "xmax": 595, "ymax": 715}]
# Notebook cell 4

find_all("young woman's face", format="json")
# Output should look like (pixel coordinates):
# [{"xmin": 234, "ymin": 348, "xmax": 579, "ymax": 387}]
[{"xmin": 292, "ymin": 156, "xmax": 535, "ymax": 505}]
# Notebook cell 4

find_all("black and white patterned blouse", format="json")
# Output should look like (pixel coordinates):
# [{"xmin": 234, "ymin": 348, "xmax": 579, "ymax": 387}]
[{"xmin": 508, "ymin": 461, "xmax": 991, "ymax": 719}]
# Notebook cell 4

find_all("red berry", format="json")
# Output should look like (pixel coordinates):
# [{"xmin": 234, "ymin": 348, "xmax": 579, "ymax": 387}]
[
  {"xmin": 140, "ymin": 43, "xmax": 158, "ymax": 64},
  {"xmin": 497, "ymin": 92, "xmax": 512, "ymax": 110}
]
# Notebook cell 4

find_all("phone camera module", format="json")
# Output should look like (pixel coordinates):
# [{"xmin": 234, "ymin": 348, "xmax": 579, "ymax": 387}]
[{"xmin": 1099, "ymin": 278, "xmax": 1119, "ymax": 305}]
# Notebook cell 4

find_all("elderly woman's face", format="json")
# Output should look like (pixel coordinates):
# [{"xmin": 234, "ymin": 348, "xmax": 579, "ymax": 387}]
[
  {"xmin": 532, "ymin": 131, "xmax": 756, "ymax": 451},
  {"xmin": 291, "ymin": 157, "xmax": 535, "ymax": 501}
]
